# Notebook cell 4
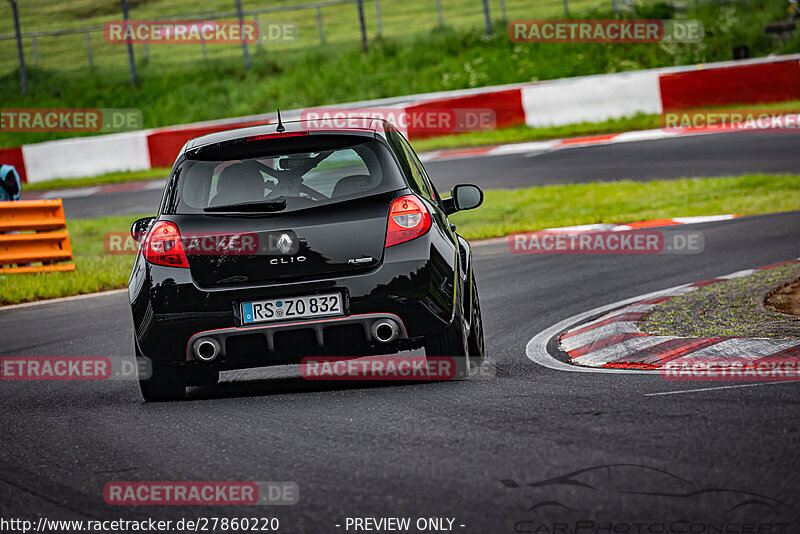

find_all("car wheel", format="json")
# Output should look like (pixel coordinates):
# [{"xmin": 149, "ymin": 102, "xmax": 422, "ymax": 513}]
[
  {"xmin": 139, "ymin": 362, "xmax": 185, "ymax": 402},
  {"xmin": 467, "ymin": 276, "xmax": 485, "ymax": 369},
  {"xmin": 424, "ymin": 314, "xmax": 470, "ymax": 380}
]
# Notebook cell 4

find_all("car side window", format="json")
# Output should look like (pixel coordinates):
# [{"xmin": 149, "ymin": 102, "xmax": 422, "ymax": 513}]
[
  {"xmin": 387, "ymin": 129, "xmax": 436, "ymax": 203},
  {"xmin": 399, "ymin": 135, "xmax": 442, "ymax": 204}
]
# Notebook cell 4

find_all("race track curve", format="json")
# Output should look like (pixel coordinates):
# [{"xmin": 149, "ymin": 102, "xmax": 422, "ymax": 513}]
[{"xmin": 1, "ymin": 210, "xmax": 799, "ymax": 529}]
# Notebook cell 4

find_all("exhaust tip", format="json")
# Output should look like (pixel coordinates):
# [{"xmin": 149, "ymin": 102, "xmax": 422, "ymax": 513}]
[
  {"xmin": 194, "ymin": 338, "xmax": 220, "ymax": 362},
  {"xmin": 372, "ymin": 320, "xmax": 399, "ymax": 343}
]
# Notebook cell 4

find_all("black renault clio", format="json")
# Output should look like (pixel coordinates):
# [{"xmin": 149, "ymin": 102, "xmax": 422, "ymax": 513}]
[{"xmin": 129, "ymin": 118, "xmax": 484, "ymax": 401}]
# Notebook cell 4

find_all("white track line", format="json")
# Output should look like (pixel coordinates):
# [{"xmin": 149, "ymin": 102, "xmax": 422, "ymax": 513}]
[{"xmin": 644, "ymin": 381, "xmax": 795, "ymax": 397}]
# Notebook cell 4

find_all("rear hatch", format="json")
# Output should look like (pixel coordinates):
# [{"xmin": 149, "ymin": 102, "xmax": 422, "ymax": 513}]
[
  {"xmin": 172, "ymin": 194, "xmax": 394, "ymax": 286},
  {"xmin": 162, "ymin": 133, "xmax": 406, "ymax": 287}
]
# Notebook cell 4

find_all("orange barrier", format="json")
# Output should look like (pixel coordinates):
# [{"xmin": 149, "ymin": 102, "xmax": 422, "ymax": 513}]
[{"xmin": 0, "ymin": 199, "xmax": 75, "ymax": 273}]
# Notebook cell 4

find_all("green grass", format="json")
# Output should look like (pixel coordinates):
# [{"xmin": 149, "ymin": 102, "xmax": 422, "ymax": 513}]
[
  {"xmin": 449, "ymin": 173, "xmax": 800, "ymax": 240},
  {"xmin": 1, "ymin": 0, "xmax": 798, "ymax": 149},
  {"xmin": 0, "ymin": 214, "xmax": 145, "ymax": 305},
  {"xmin": 0, "ymin": 0, "xmax": 603, "ymax": 74},
  {"xmin": 2, "ymin": 173, "xmax": 799, "ymax": 306},
  {"xmin": 22, "ymin": 168, "xmax": 169, "ymax": 192}
]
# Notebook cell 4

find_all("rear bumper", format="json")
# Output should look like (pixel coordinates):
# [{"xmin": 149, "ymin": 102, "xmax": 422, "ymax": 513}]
[
  {"xmin": 130, "ymin": 233, "xmax": 458, "ymax": 366},
  {"xmin": 185, "ymin": 313, "xmax": 408, "ymax": 368}
]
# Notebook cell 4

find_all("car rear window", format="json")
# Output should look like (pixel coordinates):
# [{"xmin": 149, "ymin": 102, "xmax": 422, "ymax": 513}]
[{"xmin": 167, "ymin": 137, "xmax": 406, "ymax": 214}]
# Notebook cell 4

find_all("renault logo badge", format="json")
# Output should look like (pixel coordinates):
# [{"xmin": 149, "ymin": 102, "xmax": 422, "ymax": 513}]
[{"xmin": 277, "ymin": 233, "xmax": 293, "ymax": 254}]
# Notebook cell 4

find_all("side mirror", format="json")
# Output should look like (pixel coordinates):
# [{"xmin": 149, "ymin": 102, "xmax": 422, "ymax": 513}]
[
  {"xmin": 131, "ymin": 217, "xmax": 156, "ymax": 242},
  {"xmin": 444, "ymin": 184, "xmax": 484, "ymax": 215}
]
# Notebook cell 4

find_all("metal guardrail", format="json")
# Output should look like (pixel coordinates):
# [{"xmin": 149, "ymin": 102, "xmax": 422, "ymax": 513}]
[{"xmin": 0, "ymin": 199, "xmax": 75, "ymax": 274}]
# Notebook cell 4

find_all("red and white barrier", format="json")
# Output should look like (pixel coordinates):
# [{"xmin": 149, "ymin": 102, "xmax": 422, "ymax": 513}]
[
  {"xmin": 404, "ymin": 88, "xmax": 525, "ymax": 138},
  {"xmin": 21, "ymin": 131, "xmax": 151, "ymax": 184},
  {"xmin": 0, "ymin": 147, "xmax": 26, "ymax": 182},
  {"xmin": 5, "ymin": 54, "xmax": 799, "ymax": 184},
  {"xmin": 659, "ymin": 59, "xmax": 800, "ymax": 109},
  {"xmin": 522, "ymin": 69, "xmax": 664, "ymax": 127}
]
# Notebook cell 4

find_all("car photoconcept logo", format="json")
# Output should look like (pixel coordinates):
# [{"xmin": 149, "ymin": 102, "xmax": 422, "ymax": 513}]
[
  {"xmin": 277, "ymin": 233, "xmax": 293, "ymax": 254},
  {"xmin": 502, "ymin": 463, "xmax": 793, "ymax": 530}
]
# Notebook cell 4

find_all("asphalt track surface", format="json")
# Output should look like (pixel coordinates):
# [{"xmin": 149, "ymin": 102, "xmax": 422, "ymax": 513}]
[
  {"xmin": 56, "ymin": 131, "xmax": 800, "ymax": 219},
  {"xmin": 3, "ymin": 130, "xmax": 800, "ymax": 529},
  {"xmin": 1, "ymin": 209, "xmax": 799, "ymax": 530}
]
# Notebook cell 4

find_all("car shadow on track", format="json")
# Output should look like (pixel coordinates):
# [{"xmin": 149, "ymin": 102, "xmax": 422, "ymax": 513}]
[{"xmin": 185, "ymin": 375, "xmax": 452, "ymax": 401}]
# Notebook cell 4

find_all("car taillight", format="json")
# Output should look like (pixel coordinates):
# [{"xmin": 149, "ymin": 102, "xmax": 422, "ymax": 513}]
[
  {"xmin": 144, "ymin": 221, "xmax": 189, "ymax": 268},
  {"xmin": 385, "ymin": 195, "xmax": 432, "ymax": 248}
]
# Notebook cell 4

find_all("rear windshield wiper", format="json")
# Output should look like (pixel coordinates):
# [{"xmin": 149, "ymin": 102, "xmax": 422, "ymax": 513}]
[{"xmin": 203, "ymin": 198, "xmax": 287, "ymax": 213}]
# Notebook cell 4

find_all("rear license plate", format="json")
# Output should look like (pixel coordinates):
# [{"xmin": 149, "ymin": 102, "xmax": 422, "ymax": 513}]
[{"xmin": 241, "ymin": 293, "xmax": 342, "ymax": 324}]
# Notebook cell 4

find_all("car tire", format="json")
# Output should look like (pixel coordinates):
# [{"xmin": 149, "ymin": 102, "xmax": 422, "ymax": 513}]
[
  {"xmin": 139, "ymin": 362, "xmax": 185, "ymax": 402},
  {"xmin": 424, "ymin": 314, "xmax": 470, "ymax": 380},
  {"xmin": 467, "ymin": 276, "xmax": 485, "ymax": 370}
]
